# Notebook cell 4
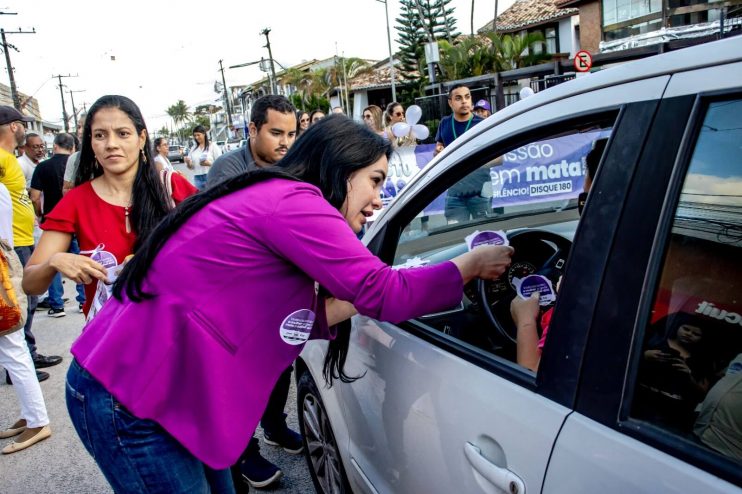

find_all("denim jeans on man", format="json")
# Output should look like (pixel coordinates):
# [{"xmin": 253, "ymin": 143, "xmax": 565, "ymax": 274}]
[
  {"xmin": 66, "ymin": 360, "xmax": 235, "ymax": 494},
  {"xmin": 13, "ymin": 245, "xmax": 38, "ymax": 357}
]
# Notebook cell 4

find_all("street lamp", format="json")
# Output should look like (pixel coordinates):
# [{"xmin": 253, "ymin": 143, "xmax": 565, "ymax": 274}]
[{"xmin": 375, "ymin": 0, "xmax": 397, "ymax": 102}]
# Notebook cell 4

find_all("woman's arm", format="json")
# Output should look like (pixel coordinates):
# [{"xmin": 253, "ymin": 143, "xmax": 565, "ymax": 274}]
[
  {"xmin": 23, "ymin": 230, "xmax": 108, "ymax": 295},
  {"xmin": 511, "ymin": 292, "xmax": 541, "ymax": 372},
  {"xmin": 326, "ymin": 298, "xmax": 357, "ymax": 326}
]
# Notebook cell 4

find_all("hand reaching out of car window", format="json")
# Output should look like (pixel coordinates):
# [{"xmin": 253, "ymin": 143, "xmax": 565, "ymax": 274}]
[{"xmin": 451, "ymin": 245, "xmax": 514, "ymax": 284}]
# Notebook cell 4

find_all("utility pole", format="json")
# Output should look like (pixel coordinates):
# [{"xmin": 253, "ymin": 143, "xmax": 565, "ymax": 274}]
[
  {"xmin": 52, "ymin": 74, "xmax": 76, "ymax": 132},
  {"xmin": 66, "ymin": 88, "xmax": 85, "ymax": 133},
  {"xmin": 218, "ymin": 60, "xmax": 233, "ymax": 128},
  {"xmin": 376, "ymin": 0, "xmax": 397, "ymax": 102},
  {"xmin": 260, "ymin": 28, "xmax": 278, "ymax": 94},
  {"xmin": 0, "ymin": 19, "xmax": 36, "ymax": 110}
]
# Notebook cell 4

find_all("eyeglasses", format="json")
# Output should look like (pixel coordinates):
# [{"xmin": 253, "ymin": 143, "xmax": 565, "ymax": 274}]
[{"xmin": 393, "ymin": 112, "xmax": 403, "ymax": 117}]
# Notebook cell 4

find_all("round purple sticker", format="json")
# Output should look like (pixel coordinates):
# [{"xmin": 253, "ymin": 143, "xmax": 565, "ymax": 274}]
[
  {"xmin": 517, "ymin": 275, "xmax": 556, "ymax": 306},
  {"xmin": 90, "ymin": 250, "xmax": 118, "ymax": 270},
  {"xmin": 470, "ymin": 231, "xmax": 507, "ymax": 248},
  {"xmin": 280, "ymin": 309, "xmax": 316, "ymax": 345}
]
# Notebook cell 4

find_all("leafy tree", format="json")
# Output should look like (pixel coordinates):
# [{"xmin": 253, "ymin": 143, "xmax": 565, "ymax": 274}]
[
  {"xmin": 395, "ymin": 0, "xmax": 424, "ymax": 84},
  {"xmin": 487, "ymin": 32, "xmax": 551, "ymax": 70},
  {"xmin": 166, "ymin": 100, "xmax": 191, "ymax": 141},
  {"xmin": 158, "ymin": 126, "xmax": 170, "ymax": 138}
]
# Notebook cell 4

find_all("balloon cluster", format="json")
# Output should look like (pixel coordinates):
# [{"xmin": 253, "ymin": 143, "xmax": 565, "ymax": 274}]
[{"xmin": 390, "ymin": 105, "xmax": 430, "ymax": 142}]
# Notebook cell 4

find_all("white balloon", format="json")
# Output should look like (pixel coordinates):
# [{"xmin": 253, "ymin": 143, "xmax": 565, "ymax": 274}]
[
  {"xmin": 411, "ymin": 124, "xmax": 429, "ymax": 141},
  {"xmin": 392, "ymin": 122, "xmax": 410, "ymax": 138},
  {"xmin": 519, "ymin": 87, "xmax": 535, "ymax": 100},
  {"xmin": 405, "ymin": 105, "xmax": 423, "ymax": 126}
]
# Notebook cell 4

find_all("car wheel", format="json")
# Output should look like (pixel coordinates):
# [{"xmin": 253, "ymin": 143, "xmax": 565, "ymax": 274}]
[{"xmin": 297, "ymin": 370, "xmax": 352, "ymax": 494}]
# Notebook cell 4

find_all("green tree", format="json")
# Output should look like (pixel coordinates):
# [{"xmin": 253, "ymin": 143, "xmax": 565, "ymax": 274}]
[
  {"xmin": 158, "ymin": 126, "xmax": 170, "ymax": 138},
  {"xmin": 487, "ymin": 32, "xmax": 551, "ymax": 70},
  {"xmin": 166, "ymin": 100, "xmax": 191, "ymax": 141}
]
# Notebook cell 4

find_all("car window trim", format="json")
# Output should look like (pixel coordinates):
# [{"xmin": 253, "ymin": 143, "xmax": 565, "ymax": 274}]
[{"xmin": 618, "ymin": 89, "xmax": 742, "ymax": 486}]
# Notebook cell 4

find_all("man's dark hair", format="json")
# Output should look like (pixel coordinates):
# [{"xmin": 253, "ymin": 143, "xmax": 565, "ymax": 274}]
[
  {"xmin": 53, "ymin": 132, "xmax": 75, "ymax": 151},
  {"xmin": 586, "ymin": 138, "xmax": 608, "ymax": 180},
  {"xmin": 448, "ymin": 83, "xmax": 470, "ymax": 99},
  {"xmin": 24, "ymin": 132, "xmax": 41, "ymax": 143},
  {"xmin": 251, "ymin": 95, "xmax": 295, "ymax": 131}
]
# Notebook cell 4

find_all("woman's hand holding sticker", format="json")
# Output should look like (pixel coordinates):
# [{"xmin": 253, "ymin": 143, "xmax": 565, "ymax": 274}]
[
  {"xmin": 512, "ymin": 275, "xmax": 556, "ymax": 306},
  {"xmin": 49, "ymin": 253, "xmax": 108, "ymax": 285}
]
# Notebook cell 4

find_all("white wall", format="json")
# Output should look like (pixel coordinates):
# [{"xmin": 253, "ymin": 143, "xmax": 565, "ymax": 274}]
[
  {"xmin": 353, "ymin": 91, "xmax": 369, "ymax": 122},
  {"xmin": 559, "ymin": 17, "xmax": 580, "ymax": 57}
]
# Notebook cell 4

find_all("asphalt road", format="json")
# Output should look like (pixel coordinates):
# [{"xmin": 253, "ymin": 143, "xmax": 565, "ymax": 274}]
[{"xmin": 0, "ymin": 163, "xmax": 315, "ymax": 493}]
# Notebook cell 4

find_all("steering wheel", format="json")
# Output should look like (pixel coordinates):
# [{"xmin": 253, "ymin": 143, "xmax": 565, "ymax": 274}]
[{"xmin": 477, "ymin": 230, "xmax": 572, "ymax": 344}]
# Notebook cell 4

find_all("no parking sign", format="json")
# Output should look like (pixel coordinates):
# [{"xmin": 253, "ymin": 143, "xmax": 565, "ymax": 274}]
[{"xmin": 574, "ymin": 50, "xmax": 593, "ymax": 72}]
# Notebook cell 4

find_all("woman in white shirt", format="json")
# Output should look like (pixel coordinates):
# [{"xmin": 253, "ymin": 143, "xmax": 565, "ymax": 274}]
[
  {"xmin": 184, "ymin": 125, "xmax": 221, "ymax": 190},
  {"xmin": 153, "ymin": 138, "xmax": 174, "ymax": 173}
]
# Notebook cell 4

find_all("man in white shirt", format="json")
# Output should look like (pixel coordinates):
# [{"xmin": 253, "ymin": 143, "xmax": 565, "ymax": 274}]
[{"xmin": 18, "ymin": 133, "xmax": 46, "ymax": 190}]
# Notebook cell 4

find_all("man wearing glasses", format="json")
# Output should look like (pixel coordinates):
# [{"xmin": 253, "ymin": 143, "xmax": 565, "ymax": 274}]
[
  {"xmin": 0, "ymin": 106, "xmax": 63, "ymax": 384},
  {"xmin": 18, "ymin": 133, "xmax": 46, "ymax": 190}
]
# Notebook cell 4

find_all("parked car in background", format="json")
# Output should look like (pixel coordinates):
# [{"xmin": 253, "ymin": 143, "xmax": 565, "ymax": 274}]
[
  {"xmin": 225, "ymin": 139, "xmax": 241, "ymax": 152},
  {"xmin": 297, "ymin": 36, "xmax": 742, "ymax": 494},
  {"xmin": 167, "ymin": 145, "xmax": 183, "ymax": 163}
]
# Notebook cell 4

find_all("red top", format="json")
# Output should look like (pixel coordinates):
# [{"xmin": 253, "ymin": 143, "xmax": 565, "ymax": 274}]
[{"xmin": 41, "ymin": 176, "xmax": 197, "ymax": 314}]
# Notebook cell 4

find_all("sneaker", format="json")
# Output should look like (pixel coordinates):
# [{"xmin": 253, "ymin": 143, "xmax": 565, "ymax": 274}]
[
  {"xmin": 263, "ymin": 426, "xmax": 303, "ymax": 454},
  {"xmin": 47, "ymin": 308, "xmax": 66, "ymax": 318},
  {"xmin": 35, "ymin": 299, "xmax": 51, "ymax": 311},
  {"xmin": 78, "ymin": 303, "xmax": 84, "ymax": 313},
  {"xmin": 239, "ymin": 454, "xmax": 282, "ymax": 488}
]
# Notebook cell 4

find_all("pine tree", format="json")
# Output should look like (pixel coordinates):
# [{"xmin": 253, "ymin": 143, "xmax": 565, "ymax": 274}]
[{"xmin": 395, "ymin": 0, "xmax": 425, "ymax": 84}]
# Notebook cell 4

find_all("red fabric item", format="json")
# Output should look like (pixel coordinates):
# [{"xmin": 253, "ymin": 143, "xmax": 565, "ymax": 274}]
[
  {"xmin": 41, "ymin": 180, "xmax": 197, "ymax": 314},
  {"xmin": 171, "ymin": 173, "xmax": 198, "ymax": 204},
  {"xmin": 537, "ymin": 307, "xmax": 554, "ymax": 353}
]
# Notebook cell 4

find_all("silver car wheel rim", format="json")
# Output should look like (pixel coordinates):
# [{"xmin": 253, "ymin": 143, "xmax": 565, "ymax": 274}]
[{"xmin": 303, "ymin": 392, "xmax": 343, "ymax": 494}]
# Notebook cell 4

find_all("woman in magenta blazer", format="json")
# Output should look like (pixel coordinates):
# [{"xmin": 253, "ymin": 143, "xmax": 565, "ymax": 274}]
[{"xmin": 60, "ymin": 115, "xmax": 513, "ymax": 493}]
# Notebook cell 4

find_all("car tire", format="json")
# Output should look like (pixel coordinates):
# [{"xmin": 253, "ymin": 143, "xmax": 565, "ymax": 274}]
[{"xmin": 297, "ymin": 369, "xmax": 352, "ymax": 494}]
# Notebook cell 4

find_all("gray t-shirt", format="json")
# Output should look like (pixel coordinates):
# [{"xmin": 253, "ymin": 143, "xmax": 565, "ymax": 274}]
[
  {"xmin": 206, "ymin": 142, "xmax": 259, "ymax": 188},
  {"xmin": 64, "ymin": 151, "xmax": 80, "ymax": 183}
]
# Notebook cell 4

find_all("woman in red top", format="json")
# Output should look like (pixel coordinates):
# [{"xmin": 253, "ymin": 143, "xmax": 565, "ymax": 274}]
[{"xmin": 22, "ymin": 95, "xmax": 197, "ymax": 315}]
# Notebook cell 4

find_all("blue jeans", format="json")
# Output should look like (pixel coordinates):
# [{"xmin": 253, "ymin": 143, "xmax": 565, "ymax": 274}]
[
  {"xmin": 66, "ymin": 360, "xmax": 235, "ymax": 494},
  {"xmin": 194, "ymin": 174, "xmax": 208, "ymax": 191},
  {"xmin": 14, "ymin": 245, "xmax": 38, "ymax": 357}
]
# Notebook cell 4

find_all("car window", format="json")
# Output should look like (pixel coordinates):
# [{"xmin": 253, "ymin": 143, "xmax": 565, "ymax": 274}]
[
  {"xmin": 391, "ymin": 122, "xmax": 614, "ymax": 369},
  {"xmin": 630, "ymin": 98, "xmax": 742, "ymax": 465}
]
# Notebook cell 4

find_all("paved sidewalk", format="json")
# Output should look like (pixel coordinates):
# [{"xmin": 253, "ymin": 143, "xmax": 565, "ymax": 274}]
[{"xmin": 1, "ymin": 271, "xmax": 312, "ymax": 492}]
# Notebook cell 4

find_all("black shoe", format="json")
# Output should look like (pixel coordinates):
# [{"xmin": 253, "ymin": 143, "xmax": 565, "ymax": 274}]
[
  {"xmin": 48, "ymin": 307, "xmax": 66, "ymax": 318},
  {"xmin": 264, "ymin": 425, "xmax": 303, "ymax": 454},
  {"xmin": 5, "ymin": 370, "xmax": 49, "ymax": 385},
  {"xmin": 239, "ymin": 451, "xmax": 282, "ymax": 488},
  {"xmin": 35, "ymin": 299, "xmax": 51, "ymax": 311},
  {"xmin": 33, "ymin": 354, "xmax": 63, "ymax": 369}
]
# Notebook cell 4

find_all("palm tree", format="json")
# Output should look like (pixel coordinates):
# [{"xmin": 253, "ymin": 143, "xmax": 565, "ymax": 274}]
[
  {"xmin": 166, "ymin": 100, "xmax": 191, "ymax": 141},
  {"xmin": 280, "ymin": 68, "xmax": 313, "ymax": 110},
  {"xmin": 487, "ymin": 32, "xmax": 551, "ymax": 71}
]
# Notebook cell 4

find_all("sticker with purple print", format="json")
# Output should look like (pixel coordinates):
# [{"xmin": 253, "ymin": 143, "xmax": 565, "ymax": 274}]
[
  {"xmin": 465, "ymin": 230, "xmax": 509, "ymax": 251},
  {"xmin": 280, "ymin": 309, "xmax": 316, "ymax": 345},
  {"xmin": 512, "ymin": 275, "xmax": 556, "ymax": 306}
]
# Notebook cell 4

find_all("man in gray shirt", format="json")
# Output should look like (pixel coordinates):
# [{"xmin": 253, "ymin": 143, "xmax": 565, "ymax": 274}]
[
  {"xmin": 208, "ymin": 95, "xmax": 300, "ymax": 491},
  {"xmin": 207, "ymin": 95, "xmax": 297, "ymax": 188}
]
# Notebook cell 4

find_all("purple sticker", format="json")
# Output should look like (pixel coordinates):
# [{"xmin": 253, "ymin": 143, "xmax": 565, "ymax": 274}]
[
  {"xmin": 280, "ymin": 309, "xmax": 316, "ymax": 345},
  {"xmin": 90, "ymin": 250, "xmax": 118, "ymax": 270},
  {"xmin": 471, "ymin": 231, "xmax": 507, "ymax": 248},
  {"xmin": 514, "ymin": 275, "xmax": 556, "ymax": 306}
]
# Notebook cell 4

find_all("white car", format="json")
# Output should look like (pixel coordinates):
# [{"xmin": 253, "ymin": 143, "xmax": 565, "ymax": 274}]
[{"xmin": 297, "ymin": 36, "xmax": 742, "ymax": 494}]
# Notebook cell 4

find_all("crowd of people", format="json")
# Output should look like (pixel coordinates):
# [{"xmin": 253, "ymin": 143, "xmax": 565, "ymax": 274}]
[{"xmin": 0, "ymin": 87, "xmax": 511, "ymax": 493}]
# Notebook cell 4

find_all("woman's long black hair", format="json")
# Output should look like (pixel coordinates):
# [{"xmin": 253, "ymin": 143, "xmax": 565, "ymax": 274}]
[
  {"xmin": 114, "ymin": 115, "xmax": 392, "ymax": 386},
  {"xmin": 75, "ymin": 95, "xmax": 171, "ymax": 250}
]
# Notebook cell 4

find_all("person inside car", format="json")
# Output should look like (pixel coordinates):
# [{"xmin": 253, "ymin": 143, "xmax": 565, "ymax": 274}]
[{"xmin": 511, "ymin": 137, "xmax": 608, "ymax": 371}]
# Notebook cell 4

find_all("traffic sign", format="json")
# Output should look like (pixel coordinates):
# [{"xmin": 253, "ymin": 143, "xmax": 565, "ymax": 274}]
[{"xmin": 574, "ymin": 50, "xmax": 593, "ymax": 72}]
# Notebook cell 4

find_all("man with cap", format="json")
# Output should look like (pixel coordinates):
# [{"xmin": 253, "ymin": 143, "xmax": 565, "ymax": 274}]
[
  {"xmin": 473, "ymin": 99, "xmax": 492, "ymax": 119},
  {"xmin": 0, "ymin": 106, "xmax": 63, "ymax": 385}
]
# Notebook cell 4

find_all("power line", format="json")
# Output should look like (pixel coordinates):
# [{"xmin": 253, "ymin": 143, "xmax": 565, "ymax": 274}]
[{"xmin": 0, "ymin": 16, "xmax": 36, "ymax": 110}]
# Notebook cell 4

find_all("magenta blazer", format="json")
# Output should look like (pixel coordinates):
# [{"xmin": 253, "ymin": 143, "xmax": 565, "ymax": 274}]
[{"xmin": 71, "ymin": 178, "xmax": 463, "ymax": 469}]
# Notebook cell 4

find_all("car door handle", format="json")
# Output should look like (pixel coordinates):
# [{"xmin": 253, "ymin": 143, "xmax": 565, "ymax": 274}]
[{"xmin": 464, "ymin": 442, "xmax": 526, "ymax": 494}]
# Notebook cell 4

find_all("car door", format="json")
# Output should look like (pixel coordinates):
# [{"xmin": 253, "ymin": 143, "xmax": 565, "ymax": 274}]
[
  {"xmin": 337, "ymin": 75, "xmax": 670, "ymax": 494},
  {"xmin": 543, "ymin": 62, "xmax": 742, "ymax": 492}
]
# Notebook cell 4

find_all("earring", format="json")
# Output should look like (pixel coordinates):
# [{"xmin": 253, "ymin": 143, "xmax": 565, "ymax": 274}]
[
  {"xmin": 140, "ymin": 149, "xmax": 148, "ymax": 165},
  {"xmin": 94, "ymin": 159, "xmax": 101, "ymax": 170}
]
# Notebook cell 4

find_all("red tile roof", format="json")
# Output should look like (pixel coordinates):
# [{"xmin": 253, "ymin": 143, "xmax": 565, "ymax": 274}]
[{"xmin": 478, "ymin": 0, "xmax": 578, "ymax": 33}]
